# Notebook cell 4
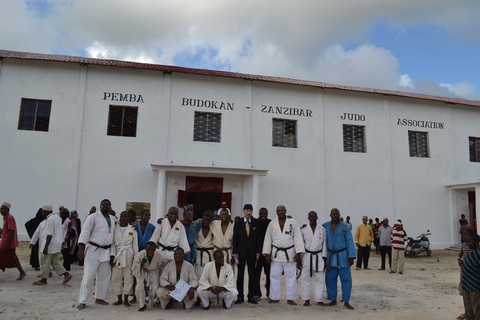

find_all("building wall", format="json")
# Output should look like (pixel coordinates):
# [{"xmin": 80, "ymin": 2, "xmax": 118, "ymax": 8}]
[{"xmin": 1, "ymin": 58, "xmax": 479, "ymax": 248}]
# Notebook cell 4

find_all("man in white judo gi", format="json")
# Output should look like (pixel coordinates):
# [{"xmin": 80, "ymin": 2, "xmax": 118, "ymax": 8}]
[
  {"xmin": 110, "ymin": 211, "xmax": 138, "ymax": 307},
  {"xmin": 132, "ymin": 241, "xmax": 162, "ymax": 311},
  {"xmin": 262, "ymin": 205, "xmax": 305, "ymax": 305},
  {"xmin": 197, "ymin": 249, "xmax": 238, "ymax": 309},
  {"xmin": 210, "ymin": 209, "xmax": 234, "ymax": 265},
  {"xmin": 77, "ymin": 199, "xmax": 116, "ymax": 310},
  {"xmin": 149, "ymin": 207, "xmax": 190, "ymax": 266},
  {"xmin": 157, "ymin": 247, "xmax": 198, "ymax": 309},
  {"xmin": 299, "ymin": 211, "xmax": 327, "ymax": 306}
]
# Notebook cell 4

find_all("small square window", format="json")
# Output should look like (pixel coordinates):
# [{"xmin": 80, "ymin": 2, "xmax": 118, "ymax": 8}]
[
  {"xmin": 272, "ymin": 118, "xmax": 297, "ymax": 148},
  {"xmin": 193, "ymin": 111, "xmax": 221, "ymax": 142},
  {"xmin": 18, "ymin": 98, "xmax": 52, "ymax": 131},
  {"xmin": 107, "ymin": 105, "xmax": 138, "ymax": 137},
  {"xmin": 408, "ymin": 131, "xmax": 429, "ymax": 158},
  {"xmin": 343, "ymin": 124, "xmax": 366, "ymax": 153},
  {"xmin": 469, "ymin": 136, "xmax": 480, "ymax": 162}
]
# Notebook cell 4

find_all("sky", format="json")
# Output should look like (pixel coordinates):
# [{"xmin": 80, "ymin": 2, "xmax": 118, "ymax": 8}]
[{"xmin": 1, "ymin": 0, "xmax": 479, "ymax": 100}]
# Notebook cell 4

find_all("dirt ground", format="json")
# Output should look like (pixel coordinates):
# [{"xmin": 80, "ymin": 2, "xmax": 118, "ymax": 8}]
[{"xmin": 0, "ymin": 242, "xmax": 464, "ymax": 320}]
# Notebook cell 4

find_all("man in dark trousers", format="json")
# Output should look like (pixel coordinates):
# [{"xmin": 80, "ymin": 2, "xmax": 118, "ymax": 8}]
[
  {"xmin": 254, "ymin": 207, "xmax": 271, "ymax": 300},
  {"xmin": 232, "ymin": 204, "xmax": 262, "ymax": 304}
]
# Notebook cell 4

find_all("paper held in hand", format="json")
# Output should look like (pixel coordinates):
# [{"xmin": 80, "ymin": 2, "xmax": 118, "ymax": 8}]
[{"xmin": 169, "ymin": 279, "xmax": 191, "ymax": 302}]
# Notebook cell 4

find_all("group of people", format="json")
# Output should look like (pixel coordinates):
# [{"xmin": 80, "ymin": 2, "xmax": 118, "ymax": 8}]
[{"xmin": 2, "ymin": 199, "xmax": 479, "ymax": 318}]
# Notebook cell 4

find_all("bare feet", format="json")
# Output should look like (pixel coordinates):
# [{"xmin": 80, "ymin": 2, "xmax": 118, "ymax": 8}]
[
  {"xmin": 77, "ymin": 303, "xmax": 86, "ymax": 310},
  {"xmin": 344, "ymin": 302, "xmax": 354, "ymax": 310},
  {"xmin": 33, "ymin": 280, "xmax": 47, "ymax": 285},
  {"xmin": 287, "ymin": 300, "xmax": 297, "ymax": 305},
  {"xmin": 95, "ymin": 299, "xmax": 109, "ymax": 306},
  {"xmin": 303, "ymin": 300, "xmax": 310, "ymax": 306},
  {"xmin": 327, "ymin": 300, "xmax": 337, "ymax": 306},
  {"xmin": 138, "ymin": 305, "xmax": 147, "ymax": 312},
  {"xmin": 16, "ymin": 273, "xmax": 27, "ymax": 280},
  {"xmin": 269, "ymin": 299, "xmax": 279, "ymax": 303}
]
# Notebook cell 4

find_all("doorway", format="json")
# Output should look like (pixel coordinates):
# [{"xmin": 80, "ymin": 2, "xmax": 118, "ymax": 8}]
[{"xmin": 177, "ymin": 176, "xmax": 232, "ymax": 219}]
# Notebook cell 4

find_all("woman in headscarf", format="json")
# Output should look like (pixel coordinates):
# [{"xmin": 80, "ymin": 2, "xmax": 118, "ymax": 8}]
[{"xmin": 24, "ymin": 208, "xmax": 45, "ymax": 270}]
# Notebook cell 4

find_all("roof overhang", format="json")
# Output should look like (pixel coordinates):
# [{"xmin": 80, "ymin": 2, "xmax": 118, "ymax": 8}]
[{"xmin": 151, "ymin": 161, "xmax": 268, "ymax": 176}]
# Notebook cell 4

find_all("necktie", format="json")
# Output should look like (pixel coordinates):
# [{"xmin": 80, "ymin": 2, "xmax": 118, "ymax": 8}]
[{"xmin": 246, "ymin": 219, "xmax": 250, "ymax": 236}]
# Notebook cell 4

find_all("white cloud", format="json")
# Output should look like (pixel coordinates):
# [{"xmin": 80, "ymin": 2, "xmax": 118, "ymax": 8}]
[
  {"xmin": 439, "ymin": 82, "xmax": 477, "ymax": 100},
  {"xmin": 0, "ymin": 0, "xmax": 479, "ymax": 99}
]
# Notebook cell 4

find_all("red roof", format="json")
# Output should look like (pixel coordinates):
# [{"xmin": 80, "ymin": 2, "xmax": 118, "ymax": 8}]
[{"xmin": 1, "ymin": 49, "xmax": 479, "ymax": 108}]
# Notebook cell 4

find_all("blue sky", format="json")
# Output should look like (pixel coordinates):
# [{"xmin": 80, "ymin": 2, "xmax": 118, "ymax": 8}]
[{"xmin": 1, "ymin": 0, "xmax": 479, "ymax": 100}]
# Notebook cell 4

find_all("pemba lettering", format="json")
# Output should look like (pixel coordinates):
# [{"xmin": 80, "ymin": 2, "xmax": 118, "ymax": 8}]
[
  {"xmin": 260, "ymin": 105, "xmax": 313, "ymax": 117},
  {"xmin": 103, "ymin": 92, "xmax": 144, "ymax": 103}
]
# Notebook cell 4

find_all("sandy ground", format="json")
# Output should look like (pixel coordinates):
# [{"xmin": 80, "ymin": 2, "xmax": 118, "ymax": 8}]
[{"xmin": 0, "ymin": 242, "xmax": 464, "ymax": 320}]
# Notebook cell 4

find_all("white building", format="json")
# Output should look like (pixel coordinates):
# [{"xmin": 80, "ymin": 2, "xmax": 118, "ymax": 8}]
[{"xmin": 0, "ymin": 49, "xmax": 479, "ymax": 248}]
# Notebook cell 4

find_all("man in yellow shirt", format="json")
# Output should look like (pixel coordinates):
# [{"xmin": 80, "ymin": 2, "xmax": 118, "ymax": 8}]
[{"xmin": 354, "ymin": 216, "xmax": 374, "ymax": 270}]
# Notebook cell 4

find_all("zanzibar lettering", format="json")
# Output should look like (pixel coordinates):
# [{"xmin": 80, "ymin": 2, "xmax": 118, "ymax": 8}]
[
  {"xmin": 103, "ymin": 92, "xmax": 144, "ymax": 103},
  {"xmin": 396, "ymin": 118, "xmax": 444, "ymax": 129},
  {"xmin": 260, "ymin": 105, "xmax": 312, "ymax": 117},
  {"xmin": 340, "ymin": 113, "xmax": 365, "ymax": 121},
  {"xmin": 182, "ymin": 98, "xmax": 234, "ymax": 111}
]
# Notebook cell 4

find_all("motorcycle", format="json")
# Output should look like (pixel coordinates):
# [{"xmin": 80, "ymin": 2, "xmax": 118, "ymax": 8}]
[{"xmin": 405, "ymin": 230, "xmax": 432, "ymax": 257}]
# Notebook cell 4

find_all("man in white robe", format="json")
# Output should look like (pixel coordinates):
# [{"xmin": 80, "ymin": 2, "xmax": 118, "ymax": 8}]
[
  {"xmin": 210, "ymin": 209, "xmax": 234, "ymax": 265},
  {"xmin": 110, "ymin": 211, "xmax": 138, "ymax": 307},
  {"xmin": 77, "ymin": 199, "xmax": 116, "ymax": 310},
  {"xmin": 30, "ymin": 204, "xmax": 73, "ymax": 285},
  {"xmin": 132, "ymin": 241, "xmax": 162, "ymax": 311},
  {"xmin": 197, "ymin": 249, "xmax": 238, "ymax": 309},
  {"xmin": 194, "ymin": 214, "xmax": 214, "ymax": 278},
  {"xmin": 157, "ymin": 248, "xmax": 198, "ymax": 309},
  {"xmin": 300, "ymin": 211, "xmax": 327, "ymax": 306},
  {"xmin": 149, "ymin": 207, "xmax": 190, "ymax": 266},
  {"xmin": 262, "ymin": 205, "xmax": 305, "ymax": 305}
]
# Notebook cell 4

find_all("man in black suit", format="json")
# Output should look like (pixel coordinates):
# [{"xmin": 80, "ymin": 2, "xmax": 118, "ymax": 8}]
[{"xmin": 232, "ymin": 204, "xmax": 262, "ymax": 304}]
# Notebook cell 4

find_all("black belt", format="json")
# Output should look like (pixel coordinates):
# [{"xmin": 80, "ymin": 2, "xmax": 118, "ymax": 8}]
[
  {"xmin": 326, "ymin": 247, "xmax": 347, "ymax": 271},
  {"xmin": 159, "ymin": 243, "xmax": 178, "ymax": 251},
  {"xmin": 305, "ymin": 249, "xmax": 322, "ymax": 277},
  {"xmin": 272, "ymin": 245, "xmax": 295, "ymax": 262},
  {"xmin": 88, "ymin": 241, "xmax": 111, "ymax": 250},
  {"xmin": 196, "ymin": 247, "xmax": 214, "ymax": 265}
]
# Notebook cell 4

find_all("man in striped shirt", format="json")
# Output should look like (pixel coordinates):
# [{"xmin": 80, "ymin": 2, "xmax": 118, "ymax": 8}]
[
  {"xmin": 390, "ymin": 220, "xmax": 407, "ymax": 274},
  {"xmin": 458, "ymin": 229, "xmax": 480, "ymax": 320}
]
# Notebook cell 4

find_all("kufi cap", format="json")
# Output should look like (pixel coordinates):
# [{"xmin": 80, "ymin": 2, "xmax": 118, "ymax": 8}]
[
  {"xmin": 42, "ymin": 203, "xmax": 53, "ymax": 211},
  {"xmin": 1, "ymin": 202, "xmax": 11, "ymax": 209},
  {"xmin": 243, "ymin": 204, "xmax": 253, "ymax": 210},
  {"xmin": 383, "ymin": 217, "xmax": 389, "ymax": 221},
  {"xmin": 395, "ymin": 220, "xmax": 402, "ymax": 225}
]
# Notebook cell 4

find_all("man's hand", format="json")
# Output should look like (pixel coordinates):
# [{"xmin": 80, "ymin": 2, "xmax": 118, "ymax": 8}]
[
  {"xmin": 166, "ymin": 284, "xmax": 175, "ymax": 291},
  {"xmin": 348, "ymin": 258, "xmax": 354, "ymax": 267},
  {"xmin": 187, "ymin": 287, "xmax": 195, "ymax": 300},
  {"xmin": 77, "ymin": 245, "xmax": 85, "ymax": 260},
  {"xmin": 265, "ymin": 254, "xmax": 271, "ymax": 264},
  {"xmin": 42, "ymin": 246, "xmax": 48, "ymax": 255}
]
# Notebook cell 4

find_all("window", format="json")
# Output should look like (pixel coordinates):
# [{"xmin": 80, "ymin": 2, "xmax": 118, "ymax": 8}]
[
  {"xmin": 343, "ymin": 124, "xmax": 366, "ymax": 153},
  {"xmin": 272, "ymin": 118, "xmax": 297, "ymax": 148},
  {"xmin": 18, "ymin": 98, "xmax": 52, "ymax": 131},
  {"xmin": 408, "ymin": 131, "xmax": 429, "ymax": 158},
  {"xmin": 469, "ymin": 137, "xmax": 480, "ymax": 162},
  {"xmin": 193, "ymin": 111, "xmax": 221, "ymax": 142},
  {"xmin": 107, "ymin": 105, "xmax": 138, "ymax": 137}
]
